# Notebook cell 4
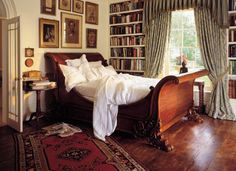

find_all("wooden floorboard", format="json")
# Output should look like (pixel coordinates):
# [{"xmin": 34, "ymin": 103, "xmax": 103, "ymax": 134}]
[{"xmin": 0, "ymin": 115, "xmax": 236, "ymax": 171}]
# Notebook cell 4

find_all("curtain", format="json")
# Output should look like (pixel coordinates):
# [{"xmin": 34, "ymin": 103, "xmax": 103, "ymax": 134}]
[
  {"xmin": 143, "ymin": 0, "xmax": 228, "ymax": 29},
  {"xmin": 144, "ymin": 12, "xmax": 171, "ymax": 78},
  {"xmin": 194, "ymin": 8, "xmax": 235, "ymax": 120}
]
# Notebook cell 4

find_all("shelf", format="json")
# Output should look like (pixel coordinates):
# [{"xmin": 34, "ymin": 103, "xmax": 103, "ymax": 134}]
[
  {"xmin": 110, "ymin": 45, "xmax": 145, "ymax": 48},
  {"xmin": 110, "ymin": 21, "xmax": 143, "ymax": 26},
  {"xmin": 229, "ymin": 26, "xmax": 236, "ymax": 29},
  {"xmin": 110, "ymin": 33, "xmax": 144, "ymax": 37},
  {"xmin": 110, "ymin": 9, "xmax": 143, "ymax": 15},
  {"xmin": 116, "ymin": 69, "xmax": 144, "ymax": 73},
  {"xmin": 229, "ymin": 57, "xmax": 236, "ymax": 60},
  {"xmin": 229, "ymin": 11, "xmax": 236, "ymax": 15},
  {"xmin": 110, "ymin": 57, "xmax": 145, "ymax": 59},
  {"xmin": 229, "ymin": 75, "xmax": 236, "ymax": 80},
  {"xmin": 228, "ymin": 42, "xmax": 236, "ymax": 45}
]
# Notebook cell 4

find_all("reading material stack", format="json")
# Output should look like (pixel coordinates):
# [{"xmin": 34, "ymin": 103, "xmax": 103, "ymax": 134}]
[
  {"xmin": 228, "ymin": 0, "xmax": 236, "ymax": 99},
  {"xmin": 109, "ymin": 0, "xmax": 145, "ymax": 75},
  {"xmin": 23, "ymin": 79, "xmax": 56, "ymax": 91}
]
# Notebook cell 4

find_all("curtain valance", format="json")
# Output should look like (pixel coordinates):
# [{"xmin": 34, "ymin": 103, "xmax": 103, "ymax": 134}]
[{"xmin": 143, "ymin": 0, "xmax": 228, "ymax": 28}]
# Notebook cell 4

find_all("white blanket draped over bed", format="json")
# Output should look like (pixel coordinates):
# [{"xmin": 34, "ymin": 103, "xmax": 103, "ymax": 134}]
[
  {"xmin": 59, "ymin": 55, "xmax": 160, "ymax": 141},
  {"xmin": 91, "ymin": 74, "xmax": 159, "ymax": 141}
]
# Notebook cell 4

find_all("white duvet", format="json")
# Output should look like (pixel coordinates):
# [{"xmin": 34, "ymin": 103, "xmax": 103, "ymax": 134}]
[{"xmin": 76, "ymin": 74, "xmax": 159, "ymax": 141}]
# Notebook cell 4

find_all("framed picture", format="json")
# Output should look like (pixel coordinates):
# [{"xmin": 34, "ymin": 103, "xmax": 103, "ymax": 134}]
[
  {"xmin": 41, "ymin": 0, "xmax": 56, "ymax": 15},
  {"xmin": 61, "ymin": 12, "xmax": 82, "ymax": 48},
  {"xmin": 59, "ymin": 0, "xmax": 71, "ymax": 11},
  {"xmin": 85, "ymin": 2, "xmax": 98, "ymax": 25},
  {"xmin": 73, "ymin": 0, "xmax": 83, "ymax": 14},
  {"xmin": 86, "ymin": 28, "xmax": 97, "ymax": 48},
  {"xmin": 25, "ymin": 48, "xmax": 34, "ymax": 57},
  {"xmin": 39, "ymin": 18, "xmax": 59, "ymax": 48}
]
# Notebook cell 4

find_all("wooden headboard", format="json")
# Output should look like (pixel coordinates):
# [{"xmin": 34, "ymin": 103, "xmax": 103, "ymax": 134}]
[{"xmin": 44, "ymin": 52, "xmax": 108, "ymax": 102}]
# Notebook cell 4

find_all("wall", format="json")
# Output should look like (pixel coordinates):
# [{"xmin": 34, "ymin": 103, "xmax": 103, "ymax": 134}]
[{"xmin": 13, "ymin": 0, "xmax": 109, "ymax": 119}]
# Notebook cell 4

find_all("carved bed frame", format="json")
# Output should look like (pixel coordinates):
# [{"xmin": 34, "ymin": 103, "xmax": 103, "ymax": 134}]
[{"xmin": 45, "ymin": 52, "xmax": 209, "ymax": 151}]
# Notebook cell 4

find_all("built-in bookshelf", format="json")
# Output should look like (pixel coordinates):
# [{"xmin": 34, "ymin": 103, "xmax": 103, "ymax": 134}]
[
  {"xmin": 109, "ymin": 0, "xmax": 145, "ymax": 75},
  {"xmin": 228, "ymin": 0, "xmax": 236, "ymax": 98}
]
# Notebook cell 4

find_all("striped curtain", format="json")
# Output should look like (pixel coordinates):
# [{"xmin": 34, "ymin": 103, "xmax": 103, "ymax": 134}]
[
  {"xmin": 195, "ymin": 8, "xmax": 235, "ymax": 120},
  {"xmin": 144, "ymin": 12, "xmax": 171, "ymax": 77},
  {"xmin": 143, "ymin": 0, "xmax": 229, "ymax": 29}
]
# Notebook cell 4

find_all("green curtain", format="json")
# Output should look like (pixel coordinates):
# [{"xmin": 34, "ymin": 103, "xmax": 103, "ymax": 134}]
[
  {"xmin": 143, "ymin": 0, "xmax": 228, "ymax": 29},
  {"xmin": 194, "ymin": 8, "xmax": 235, "ymax": 120},
  {"xmin": 144, "ymin": 12, "xmax": 171, "ymax": 78}
]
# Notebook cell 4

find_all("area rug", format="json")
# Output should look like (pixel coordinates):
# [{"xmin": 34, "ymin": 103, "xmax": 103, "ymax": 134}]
[{"xmin": 14, "ymin": 124, "xmax": 146, "ymax": 171}]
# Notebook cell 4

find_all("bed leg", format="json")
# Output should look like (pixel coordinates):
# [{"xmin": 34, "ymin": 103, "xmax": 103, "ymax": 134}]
[
  {"xmin": 148, "ymin": 128, "xmax": 174, "ymax": 152},
  {"xmin": 187, "ymin": 108, "xmax": 204, "ymax": 123}
]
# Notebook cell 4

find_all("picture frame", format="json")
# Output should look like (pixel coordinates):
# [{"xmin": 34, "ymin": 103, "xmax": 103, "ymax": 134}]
[
  {"xmin": 86, "ymin": 28, "xmax": 97, "ymax": 48},
  {"xmin": 39, "ymin": 18, "xmax": 59, "ymax": 48},
  {"xmin": 72, "ymin": 0, "xmax": 83, "ymax": 14},
  {"xmin": 59, "ymin": 0, "xmax": 71, "ymax": 11},
  {"xmin": 85, "ymin": 2, "xmax": 98, "ymax": 25},
  {"xmin": 41, "ymin": 0, "xmax": 56, "ymax": 15},
  {"xmin": 25, "ymin": 48, "xmax": 34, "ymax": 57},
  {"xmin": 61, "ymin": 12, "xmax": 82, "ymax": 48}
]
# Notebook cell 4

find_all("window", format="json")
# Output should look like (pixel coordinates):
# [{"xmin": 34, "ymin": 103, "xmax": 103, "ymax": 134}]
[{"xmin": 163, "ymin": 10, "xmax": 211, "ymax": 89}]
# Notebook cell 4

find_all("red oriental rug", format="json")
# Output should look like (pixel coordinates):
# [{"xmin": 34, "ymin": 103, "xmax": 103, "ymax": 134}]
[{"xmin": 14, "ymin": 125, "xmax": 146, "ymax": 171}]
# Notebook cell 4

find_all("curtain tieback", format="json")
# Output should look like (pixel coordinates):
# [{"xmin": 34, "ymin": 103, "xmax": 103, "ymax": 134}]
[{"xmin": 212, "ymin": 67, "xmax": 230, "ymax": 87}]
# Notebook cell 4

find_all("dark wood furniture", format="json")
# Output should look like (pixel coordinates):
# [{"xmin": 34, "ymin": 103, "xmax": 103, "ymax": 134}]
[
  {"xmin": 194, "ymin": 81, "xmax": 205, "ymax": 114},
  {"xmin": 45, "ymin": 52, "xmax": 209, "ymax": 151},
  {"xmin": 23, "ymin": 81, "xmax": 56, "ymax": 122}
]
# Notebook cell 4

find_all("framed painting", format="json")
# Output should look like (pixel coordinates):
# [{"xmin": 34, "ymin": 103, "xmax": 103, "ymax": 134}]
[
  {"xmin": 85, "ymin": 2, "xmax": 98, "ymax": 25},
  {"xmin": 39, "ymin": 18, "xmax": 59, "ymax": 48},
  {"xmin": 86, "ymin": 28, "xmax": 97, "ymax": 48},
  {"xmin": 59, "ymin": 0, "xmax": 71, "ymax": 11},
  {"xmin": 61, "ymin": 12, "xmax": 82, "ymax": 48},
  {"xmin": 41, "ymin": 0, "xmax": 56, "ymax": 15},
  {"xmin": 73, "ymin": 0, "xmax": 83, "ymax": 14},
  {"xmin": 25, "ymin": 48, "xmax": 34, "ymax": 57}
]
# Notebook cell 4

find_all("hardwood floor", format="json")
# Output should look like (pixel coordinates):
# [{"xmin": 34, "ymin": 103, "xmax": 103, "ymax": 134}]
[{"xmin": 0, "ymin": 115, "xmax": 236, "ymax": 171}]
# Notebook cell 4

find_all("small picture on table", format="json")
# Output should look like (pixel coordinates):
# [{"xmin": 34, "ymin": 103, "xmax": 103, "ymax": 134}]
[{"xmin": 86, "ymin": 28, "xmax": 97, "ymax": 48}]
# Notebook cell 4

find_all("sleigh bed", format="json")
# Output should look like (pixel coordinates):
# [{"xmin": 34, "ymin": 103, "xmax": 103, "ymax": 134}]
[{"xmin": 45, "ymin": 52, "xmax": 208, "ymax": 151}]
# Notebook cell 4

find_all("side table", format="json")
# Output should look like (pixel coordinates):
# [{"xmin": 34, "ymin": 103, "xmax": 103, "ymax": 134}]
[
  {"xmin": 25, "ymin": 86, "xmax": 56, "ymax": 122},
  {"xmin": 194, "ymin": 81, "xmax": 205, "ymax": 114}
]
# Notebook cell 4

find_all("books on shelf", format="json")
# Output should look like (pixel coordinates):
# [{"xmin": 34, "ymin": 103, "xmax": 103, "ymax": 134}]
[
  {"xmin": 110, "ymin": 0, "xmax": 144, "ymax": 13},
  {"xmin": 110, "ymin": 58, "xmax": 145, "ymax": 71},
  {"xmin": 229, "ymin": 60, "xmax": 236, "ymax": 75},
  {"xmin": 229, "ymin": 79, "xmax": 236, "ymax": 99},
  {"xmin": 110, "ymin": 36, "xmax": 145, "ymax": 46},
  {"xmin": 229, "ymin": 0, "xmax": 236, "ymax": 11},
  {"xmin": 110, "ymin": 12, "xmax": 143, "ymax": 24},
  {"xmin": 111, "ymin": 47, "xmax": 145, "ymax": 57},
  {"xmin": 110, "ymin": 23, "xmax": 143, "ymax": 35}
]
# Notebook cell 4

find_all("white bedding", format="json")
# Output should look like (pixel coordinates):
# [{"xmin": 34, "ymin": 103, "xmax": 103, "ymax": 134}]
[
  {"xmin": 75, "ymin": 74, "xmax": 160, "ymax": 141},
  {"xmin": 60, "ymin": 54, "xmax": 160, "ymax": 141}
]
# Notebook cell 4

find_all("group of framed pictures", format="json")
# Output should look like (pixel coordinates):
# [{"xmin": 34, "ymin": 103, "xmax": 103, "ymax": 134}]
[{"xmin": 39, "ymin": 0, "xmax": 98, "ymax": 48}]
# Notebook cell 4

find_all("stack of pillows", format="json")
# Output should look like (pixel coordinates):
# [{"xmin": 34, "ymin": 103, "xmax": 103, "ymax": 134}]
[{"xmin": 59, "ymin": 54, "xmax": 117, "ymax": 92}]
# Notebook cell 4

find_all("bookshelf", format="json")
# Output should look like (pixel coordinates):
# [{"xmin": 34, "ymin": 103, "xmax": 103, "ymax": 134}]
[
  {"xmin": 228, "ymin": 0, "xmax": 236, "ymax": 98},
  {"xmin": 109, "ymin": 0, "xmax": 145, "ymax": 75}
]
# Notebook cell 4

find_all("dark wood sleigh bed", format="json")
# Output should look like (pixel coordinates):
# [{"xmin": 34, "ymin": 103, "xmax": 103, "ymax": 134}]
[{"xmin": 45, "ymin": 52, "xmax": 209, "ymax": 151}]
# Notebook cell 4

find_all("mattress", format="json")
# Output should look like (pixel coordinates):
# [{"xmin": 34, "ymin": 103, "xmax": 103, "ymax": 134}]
[{"xmin": 74, "ymin": 75, "xmax": 160, "ymax": 103}]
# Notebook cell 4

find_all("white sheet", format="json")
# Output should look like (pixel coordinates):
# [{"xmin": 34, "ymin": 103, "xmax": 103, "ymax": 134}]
[{"xmin": 74, "ymin": 74, "xmax": 160, "ymax": 141}]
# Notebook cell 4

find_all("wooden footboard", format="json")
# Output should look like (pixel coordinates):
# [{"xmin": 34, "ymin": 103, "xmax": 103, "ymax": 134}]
[{"xmin": 148, "ymin": 69, "xmax": 209, "ymax": 151}]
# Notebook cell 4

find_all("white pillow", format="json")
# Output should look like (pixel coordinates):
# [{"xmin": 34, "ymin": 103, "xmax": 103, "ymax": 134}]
[
  {"xmin": 59, "ymin": 64, "xmax": 86, "ymax": 92},
  {"xmin": 65, "ymin": 54, "xmax": 88, "ymax": 67},
  {"xmin": 77, "ymin": 62, "xmax": 97, "ymax": 81},
  {"xmin": 90, "ymin": 65, "xmax": 117, "ymax": 79},
  {"xmin": 105, "ymin": 65, "xmax": 117, "ymax": 75},
  {"xmin": 89, "ymin": 61, "xmax": 102, "ymax": 68}
]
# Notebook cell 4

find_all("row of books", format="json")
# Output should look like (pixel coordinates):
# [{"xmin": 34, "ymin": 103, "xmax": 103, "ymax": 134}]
[
  {"xmin": 229, "ymin": 15, "xmax": 236, "ymax": 26},
  {"xmin": 111, "ymin": 47, "xmax": 145, "ymax": 57},
  {"xmin": 229, "ymin": 79, "xmax": 236, "ymax": 99},
  {"xmin": 110, "ymin": 59, "xmax": 145, "ymax": 71},
  {"xmin": 110, "ymin": 0, "xmax": 144, "ymax": 13},
  {"xmin": 228, "ymin": 30, "xmax": 236, "ymax": 43},
  {"xmin": 229, "ymin": 0, "xmax": 236, "ymax": 11},
  {"xmin": 110, "ymin": 12, "xmax": 143, "ymax": 24},
  {"xmin": 228, "ymin": 44, "xmax": 236, "ymax": 57},
  {"xmin": 110, "ymin": 24, "xmax": 142, "ymax": 35},
  {"xmin": 110, "ymin": 36, "xmax": 145, "ymax": 46},
  {"xmin": 229, "ymin": 61, "xmax": 236, "ymax": 75}
]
